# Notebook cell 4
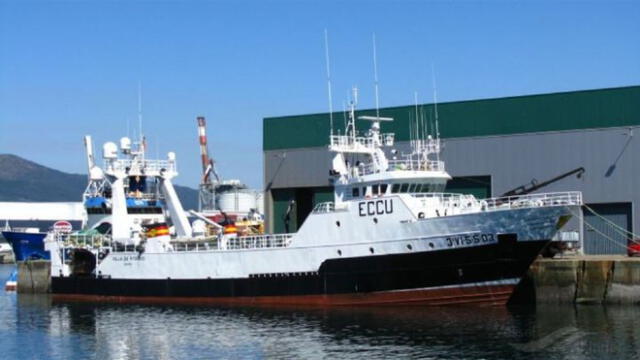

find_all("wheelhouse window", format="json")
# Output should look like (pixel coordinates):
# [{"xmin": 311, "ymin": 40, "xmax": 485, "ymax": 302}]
[
  {"xmin": 352, "ymin": 187, "xmax": 359, "ymax": 197},
  {"xmin": 380, "ymin": 184, "xmax": 388, "ymax": 194},
  {"xmin": 392, "ymin": 184, "xmax": 400, "ymax": 193},
  {"xmin": 431, "ymin": 183, "xmax": 445, "ymax": 193},
  {"xmin": 372, "ymin": 184, "xmax": 379, "ymax": 195},
  {"xmin": 400, "ymin": 183, "xmax": 409, "ymax": 193}
]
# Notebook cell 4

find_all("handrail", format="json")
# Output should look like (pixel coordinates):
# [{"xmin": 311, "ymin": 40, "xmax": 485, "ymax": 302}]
[
  {"xmin": 106, "ymin": 159, "xmax": 177, "ymax": 174},
  {"xmin": 52, "ymin": 232, "xmax": 295, "ymax": 253},
  {"xmin": 357, "ymin": 159, "xmax": 445, "ymax": 176},
  {"xmin": 329, "ymin": 133, "xmax": 394, "ymax": 151},
  {"xmin": 482, "ymin": 191, "xmax": 583, "ymax": 210},
  {"xmin": 312, "ymin": 202, "xmax": 335, "ymax": 213},
  {"xmin": 387, "ymin": 159, "xmax": 445, "ymax": 172},
  {"xmin": 412, "ymin": 191, "xmax": 582, "ymax": 212}
]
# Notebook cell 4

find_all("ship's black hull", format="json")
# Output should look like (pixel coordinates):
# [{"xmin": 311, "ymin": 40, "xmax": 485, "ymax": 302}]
[{"xmin": 52, "ymin": 238, "xmax": 549, "ymax": 306}]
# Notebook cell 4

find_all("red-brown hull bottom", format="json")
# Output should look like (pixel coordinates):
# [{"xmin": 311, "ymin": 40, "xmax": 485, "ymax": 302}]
[{"xmin": 52, "ymin": 284, "xmax": 515, "ymax": 307}]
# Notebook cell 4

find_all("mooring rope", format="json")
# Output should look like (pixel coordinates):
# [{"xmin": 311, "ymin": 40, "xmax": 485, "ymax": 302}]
[
  {"xmin": 566, "ymin": 207, "xmax": 640, "ymax": 251},
  {"xmin": 583, "ymin": 204, "xmax": 640, "ymax": 240}
]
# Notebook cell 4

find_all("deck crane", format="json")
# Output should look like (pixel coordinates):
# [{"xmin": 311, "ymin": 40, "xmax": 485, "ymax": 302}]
[{"xmin": 197, "ymin": 116, "xmax": 220, "ymax": 211}]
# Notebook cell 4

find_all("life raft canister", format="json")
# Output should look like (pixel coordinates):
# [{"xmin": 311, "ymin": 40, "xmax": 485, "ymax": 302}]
[{"xmin": 223, "ymin": 225, "xmax": 238, "ymax": 234}]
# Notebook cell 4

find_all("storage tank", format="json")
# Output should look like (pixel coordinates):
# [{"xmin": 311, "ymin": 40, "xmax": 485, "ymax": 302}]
[
  {"xmin": 256, "ymin": 192, "xmax": 264, "ymax": 215},
  {"xmin": 216, "ymin": 189, "xmax": 257, "ymax": 214}
]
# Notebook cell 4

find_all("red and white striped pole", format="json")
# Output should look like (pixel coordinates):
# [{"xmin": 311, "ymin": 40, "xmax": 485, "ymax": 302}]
[{"xmin": 197, "ymin": 116, "xmax": 209, "ymax": 174}]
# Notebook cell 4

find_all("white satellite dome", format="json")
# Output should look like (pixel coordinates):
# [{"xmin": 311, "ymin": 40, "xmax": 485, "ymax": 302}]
[
  {"xmin": 120, "ymin": 137, "xmax": 132, "ymax": 152},
  {"xmin": 102, "ymin": 142, "xmax": 118, "ymax": 159},
  {"xmin": 89, "ymin": 166, "xmax": 104, "ymax": 180}
]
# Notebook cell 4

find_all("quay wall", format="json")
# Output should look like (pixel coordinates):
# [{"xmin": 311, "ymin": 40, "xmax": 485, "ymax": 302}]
[
  {"xmin": 17, "ymin": 260, "xmax": 50, "ymax": 294},
  {"xmin": 525, "ymin": 257, "xmax": 640, "ymax": 304}
]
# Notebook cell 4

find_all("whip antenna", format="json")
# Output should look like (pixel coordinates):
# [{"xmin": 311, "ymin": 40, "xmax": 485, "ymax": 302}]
[
  {"xmin": 431, "ymin": 64, "xmax": 440, "ymax": 140},
  {"xmin": 373, "ymin": 33, "xmax": 380, "ymax": 118},
  {"xmin": 138, "ymin": 81, "xmax": 143, "ymax": 143},
  {"xmin": 324, "ymin": 29, "xmax": 334, "ymax": 135}
]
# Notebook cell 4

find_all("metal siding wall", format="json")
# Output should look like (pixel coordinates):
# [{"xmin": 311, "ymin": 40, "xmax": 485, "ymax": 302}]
[
  {"xmin": 583, "ymin": 203, "xmax": 632, "ymax": 255},
  {"xmin": 264, "ymin": 148, "xmax": 333, "ymax": 189}
]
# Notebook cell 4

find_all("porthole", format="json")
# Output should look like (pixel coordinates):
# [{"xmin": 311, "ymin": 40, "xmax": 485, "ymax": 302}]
[
  {"xmin": 373, "ymin": 217, "xmax": 378, "ymax": 224},
  {"xmin": 369, "ymin": 247, "xmax": 375, "ymax": 254},
  {"xmin": 406, "ymin": 244, "xmax": 413, "ymax": 250},
  {"xmin": 336, "ymin": 221, "xmax": 341, "ymax": 227},
  {"xmin": 337, "ymin": 250, "xmax": 342, "ymax": 256},
  {"xmin": 429, "ymin": 242, "xmax": 434, "ymax": 249}
]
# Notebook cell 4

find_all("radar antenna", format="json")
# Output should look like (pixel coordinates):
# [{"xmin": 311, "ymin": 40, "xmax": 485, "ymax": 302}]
[{"xmin": 138, "ymin": 81, "xmax": 144, "ymax": 153}]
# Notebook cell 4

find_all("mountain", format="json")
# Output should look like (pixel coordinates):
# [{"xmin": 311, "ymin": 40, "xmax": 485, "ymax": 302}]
[{"xmin": 0, "ymin": 154, "xmax": 199, "ymax": 210}]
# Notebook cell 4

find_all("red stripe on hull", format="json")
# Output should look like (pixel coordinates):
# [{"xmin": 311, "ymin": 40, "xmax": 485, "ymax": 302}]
[{"xmin": 52, "ymin": 284, "xmax": 515, "ymax": 307}]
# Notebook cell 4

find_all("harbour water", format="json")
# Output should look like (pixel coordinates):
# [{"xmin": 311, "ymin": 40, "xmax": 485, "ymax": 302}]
[{"xmin": 0, "ymin": 265, "xmax": 638, "ymax": 360}]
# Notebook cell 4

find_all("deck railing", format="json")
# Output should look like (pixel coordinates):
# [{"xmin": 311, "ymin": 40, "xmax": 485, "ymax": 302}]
[
  {"xmin": 329, "ymin": 133, "xmax": 394, "ymax": 152},
  {"xmin": 224, "ymin": 234, "xmax": 294, "ymax": 250},
  {"xmin": 387, "ymin": 159, "xmax": 445, "ymax": 172},
  {"xmin": 357, "ymin": 159, "xmax": 445, "ymax": 176},
  {"xmin": 52, "ymin": 232, "xmax": 295, "ymax": 253},
  {"xmin": 482, "ymin": 191, "xmax": 583, "ymax": 210},
  {"xmin": 312, "ymin": 202, "xmax": 335, "ymax": 214},
  {"xmin": 106, "ymin": 159, "xmax": 177, "ymax": 174},
  {"xmin": 412, "ymin": 191, "xmax": 583, "ymax": 212}
]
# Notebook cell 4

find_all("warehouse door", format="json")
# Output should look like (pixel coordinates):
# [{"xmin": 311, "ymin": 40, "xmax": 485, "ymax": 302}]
[
  {"xmin": 295, "ymin": 188, "xmax": 314, "ymax": 228},
  {"xmin": 583, "ymin": 203, "xmax": 632, "ymax": 255}
]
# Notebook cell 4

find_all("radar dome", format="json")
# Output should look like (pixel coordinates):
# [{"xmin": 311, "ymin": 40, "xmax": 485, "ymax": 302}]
[
  {"xmin": 102, "ymin": 142, "xmax": 118, "ymax": 159},
  {"xmin": 167, "ymin": 152, "xmax": 176, "ymax": 161},
  {"xmin": 89, "ymin": 166, "xmax": 104, "ymax": 180},
  {"xmin": 120, "ymin": 137, "xmax": 131, "ymax": 152}
]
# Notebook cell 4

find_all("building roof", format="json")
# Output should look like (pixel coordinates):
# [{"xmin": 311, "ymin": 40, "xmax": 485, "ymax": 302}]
[{"xmin": 263, "ymin": 85, "xmax": 640, "ymax": 151}]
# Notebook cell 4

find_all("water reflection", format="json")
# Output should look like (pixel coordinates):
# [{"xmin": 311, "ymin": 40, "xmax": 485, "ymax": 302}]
[{"xmin": 0, "ymin": 264, "xmax": 639, "ymax": 360}]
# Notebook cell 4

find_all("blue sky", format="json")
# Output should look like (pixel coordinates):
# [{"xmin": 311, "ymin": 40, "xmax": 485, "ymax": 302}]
[{"xmin": 1, "ymin": 0, "xmax": 638, "ymax": 189}]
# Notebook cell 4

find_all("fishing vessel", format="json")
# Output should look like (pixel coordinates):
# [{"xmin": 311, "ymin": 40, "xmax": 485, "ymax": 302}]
[
  {"xmin": 2, "ymin": 227, "xmax": 48, "ymax": 261},
  {"xmin": 46, "ymin": 94, "xmax": 582, "ymax": 306}
]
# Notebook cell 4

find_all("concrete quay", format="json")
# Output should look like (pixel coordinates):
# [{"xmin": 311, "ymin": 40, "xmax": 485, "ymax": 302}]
[
  {"xmin": 525, "ymin": 256, "xmax": 640, "ymax": 305},
  {"xmin": 16, "ymin": 260, "xmax": 50, "ymax": 294}
]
